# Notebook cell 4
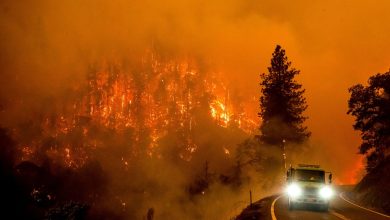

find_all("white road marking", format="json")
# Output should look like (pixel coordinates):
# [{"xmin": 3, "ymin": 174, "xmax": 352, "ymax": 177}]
[
  {"xmin": 339, "ymin": 192, "xmax": 390, "ymax": 218},
  {"xmin": 271, "ymin": 194, "xmax": 284, "ymax": 220},
  {"xmin": 330, "ymin": 210, "xmax": 350, "ymax": 220},
  {"xmin": 270, "ymin": 194, "xmax": 350, "ymax": 220}
]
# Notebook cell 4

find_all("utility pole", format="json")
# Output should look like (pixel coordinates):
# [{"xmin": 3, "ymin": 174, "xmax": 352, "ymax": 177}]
[{"xmin": 282, "ymin": 139, "xmax": 287, "ymax": 172}]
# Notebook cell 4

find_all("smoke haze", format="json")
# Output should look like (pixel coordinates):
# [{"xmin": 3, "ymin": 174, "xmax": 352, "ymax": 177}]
[{"xmin": 1, "ymin": 1, "xmax": 390, "ymax": 218}]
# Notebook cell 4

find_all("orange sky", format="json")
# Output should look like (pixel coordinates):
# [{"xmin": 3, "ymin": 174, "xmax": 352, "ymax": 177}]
[{"xmin": 1, "ymin": 0, "xmax": 390, "ymax": 183}]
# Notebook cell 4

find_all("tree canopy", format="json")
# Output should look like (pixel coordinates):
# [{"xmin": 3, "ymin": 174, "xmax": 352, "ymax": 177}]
[
  {"xmin": 348, "ymin": 71, "xmax": 390, "ymax": 171},
  {"xmin": 259, "ymin": 45, "xmax": 310, "ymax": 146}
]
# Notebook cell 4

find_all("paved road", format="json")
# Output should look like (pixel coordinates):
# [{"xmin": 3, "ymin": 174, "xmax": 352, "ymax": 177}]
[{"xmin": 271, "ymin": 189, "xmax": 390, "ymax": 220}]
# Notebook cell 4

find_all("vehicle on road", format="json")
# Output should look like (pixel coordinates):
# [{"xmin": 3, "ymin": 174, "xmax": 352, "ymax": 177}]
[{"xmin": 286, "ymin": 164, "xmax": 333, "ymax": 211}]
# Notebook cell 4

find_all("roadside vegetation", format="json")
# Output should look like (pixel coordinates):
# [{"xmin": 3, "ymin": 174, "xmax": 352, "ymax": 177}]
[{"xmin": 347, "ymin": 70, "xmax": 390, "ymax": 214}]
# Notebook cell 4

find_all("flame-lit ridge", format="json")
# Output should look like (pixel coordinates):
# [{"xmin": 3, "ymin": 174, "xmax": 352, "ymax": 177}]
[{"xmin": 18, "ymin": 50, "xmax": 258, "ymax": 167}]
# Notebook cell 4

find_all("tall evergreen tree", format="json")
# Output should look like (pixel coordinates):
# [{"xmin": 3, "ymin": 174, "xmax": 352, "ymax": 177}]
[{"xmin": 259, "ymin": 45, "xmax": 310, "ymax": 146}]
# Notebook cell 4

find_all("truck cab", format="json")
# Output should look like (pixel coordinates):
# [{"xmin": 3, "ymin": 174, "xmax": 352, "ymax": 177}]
[{"xmin": 286, "ymin": 164, "xmax": 333, "ymax": 211}]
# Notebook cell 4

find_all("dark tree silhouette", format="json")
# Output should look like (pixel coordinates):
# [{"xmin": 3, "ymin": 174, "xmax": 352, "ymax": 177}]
[
  {"xmin": 348, "ymin": 70, "xmax": 390, "ymax": 171},
  {"xmin": 259, "ymin": 45, "xmax": 310, "ymax": 146}
]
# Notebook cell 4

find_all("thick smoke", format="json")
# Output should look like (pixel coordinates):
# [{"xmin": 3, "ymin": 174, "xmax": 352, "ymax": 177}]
[{"xmin": 2, "ymin": 0, "xmax": 390, "ymax": 218}]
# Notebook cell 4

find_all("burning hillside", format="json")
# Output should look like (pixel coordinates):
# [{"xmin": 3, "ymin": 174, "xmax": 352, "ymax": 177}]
[
  {"xmin": 15, "ymin": 49, "xmax": 258, "ymax": 168},
  {"xmin": 0, "ymin": 48, "xmax": 265, "ymax": 219}
]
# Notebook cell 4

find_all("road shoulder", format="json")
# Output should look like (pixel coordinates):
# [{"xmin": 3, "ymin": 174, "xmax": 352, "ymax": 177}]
[
  {"xmin": 340, "ymin": 192, "xmax": 390, "ymax": 218},
  {"xmin": 235, "ymin": 195, "xmax": 278, "ymax": 220}
]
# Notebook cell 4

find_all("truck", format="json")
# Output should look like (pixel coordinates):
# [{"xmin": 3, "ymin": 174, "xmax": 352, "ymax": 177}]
[{"xmin": 286, "ymin": 164, "xmax": 333, "ymax": 211}]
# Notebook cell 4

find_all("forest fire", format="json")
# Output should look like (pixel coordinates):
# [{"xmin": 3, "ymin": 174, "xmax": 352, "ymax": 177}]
[
  {"xmin": 16, "ymin": 50, "xmax": 257, "ymax": 169},
  {"xmin": 2, "ymin": 0, "xmax": 390, "ymax": 219},
  {"xmin": 210, "ymin": 100, "xmax": 230, "ymax": 126}
]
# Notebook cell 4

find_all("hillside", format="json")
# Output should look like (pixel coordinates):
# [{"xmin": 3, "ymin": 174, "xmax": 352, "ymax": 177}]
[{"xmin": 352, "ymin": 156, "xmax": 390, "ymax": 214}]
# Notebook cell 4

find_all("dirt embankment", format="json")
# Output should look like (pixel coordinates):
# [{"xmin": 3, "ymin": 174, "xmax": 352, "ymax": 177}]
[
  {"xmin": 350, "ymin": 156, "xmax": 390, "ymax": 214},
  {"xmin": 235, "ymin": 196, "xmax": 275, "ymax": 220}
]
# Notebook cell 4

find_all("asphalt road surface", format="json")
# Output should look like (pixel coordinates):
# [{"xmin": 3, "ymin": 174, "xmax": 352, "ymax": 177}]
[{"xmin": 271, "ymin": 189, "xmax": 390, "ymax": 220}]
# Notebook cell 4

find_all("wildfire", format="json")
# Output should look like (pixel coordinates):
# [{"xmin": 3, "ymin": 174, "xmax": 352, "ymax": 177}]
[
  {"xmin": 210, "ymin": 100, "xmax": 230, "ymax": 127},
  {"xmin": 17, "ymin": 50, "xmax": 258, "ymax": 167}
]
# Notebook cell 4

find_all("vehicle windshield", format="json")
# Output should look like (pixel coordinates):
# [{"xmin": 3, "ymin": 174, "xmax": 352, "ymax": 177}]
[{"xmin": 294, "ymin": 169, "xmax": 325, "ymax": 183}]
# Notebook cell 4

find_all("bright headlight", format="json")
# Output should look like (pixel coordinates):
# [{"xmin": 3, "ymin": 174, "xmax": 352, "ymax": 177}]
[
  {"xmin": 319, "ymin": 186, "xmax": 333, "ymax": 199},
  {"xmin": 287, "ymin": 183, "xmax": 302, "ymax": 198}
]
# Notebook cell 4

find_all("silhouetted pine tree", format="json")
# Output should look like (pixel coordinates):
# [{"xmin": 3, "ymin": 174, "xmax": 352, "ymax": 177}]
[{"xmin": 259, "ymin": 45, "xmax": 310, "ymax": 146}]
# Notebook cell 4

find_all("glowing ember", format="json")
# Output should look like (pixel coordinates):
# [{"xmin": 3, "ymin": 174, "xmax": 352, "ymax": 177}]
[{"xmin": 223, "ymin": 147, "xmax": 230, "ymax": 155}]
